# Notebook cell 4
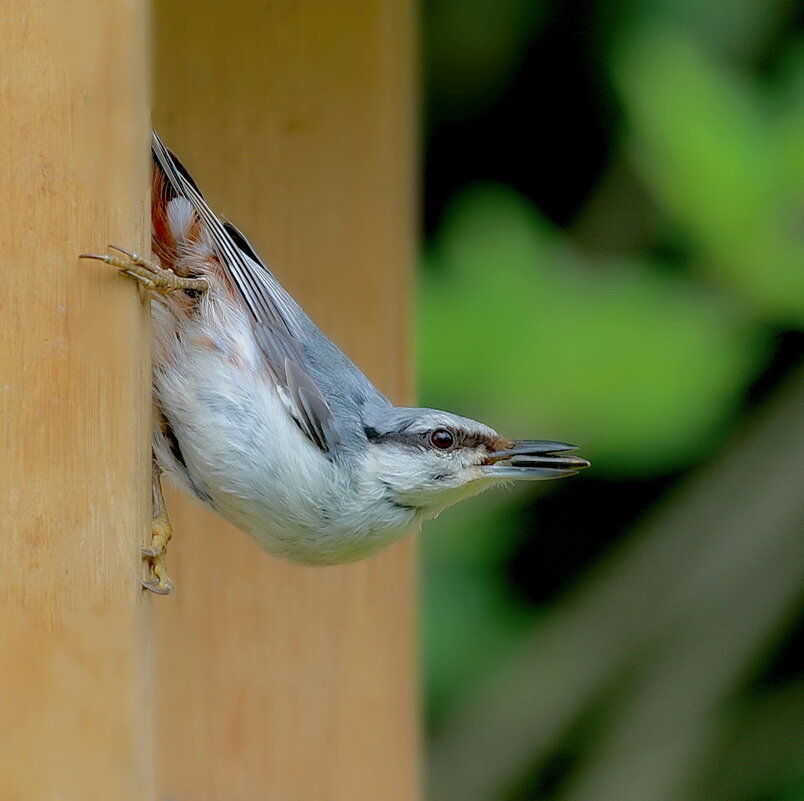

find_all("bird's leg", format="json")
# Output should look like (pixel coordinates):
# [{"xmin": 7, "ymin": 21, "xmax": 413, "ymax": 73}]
[
  {"xmin": 142, "ymin": 462, "xmax": 175, "ymax": 595},
  {"xmin": 80, "ymin": 246, "xmax": 208, "ymax": 294}
]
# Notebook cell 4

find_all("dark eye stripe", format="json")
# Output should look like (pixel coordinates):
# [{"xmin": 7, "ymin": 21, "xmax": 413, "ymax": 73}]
[
  {"xmin": 366, "ymin": 425, "xmax": 495, "ymax": 452},
  {"xmin": 364, "ymin": 427, "xmax": 427, "ymax": 447}
]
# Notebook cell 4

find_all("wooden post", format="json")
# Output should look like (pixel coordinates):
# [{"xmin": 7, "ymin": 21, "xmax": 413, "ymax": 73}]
[
  {"xmin": 152, "ymin": 2, "xmax": 419, "ymax": 799},
  {"xmin": 0, "ymin": 1, "xmax": 152, "ymax": 800}
]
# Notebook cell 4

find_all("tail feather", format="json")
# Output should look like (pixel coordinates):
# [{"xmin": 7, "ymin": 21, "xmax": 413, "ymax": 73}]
[{"xmin": 151, "ymin": 133, "xmax": 206, "ymax": 277}]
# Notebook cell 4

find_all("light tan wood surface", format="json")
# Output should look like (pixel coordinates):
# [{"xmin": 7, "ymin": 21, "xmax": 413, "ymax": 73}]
[
  {"xmin": 152, "ymin": 2, "xmax": 419, "ymax": 799},
  {"xmin": 0, "ymin": 1, "xmax": 152, "ymax": 799}
]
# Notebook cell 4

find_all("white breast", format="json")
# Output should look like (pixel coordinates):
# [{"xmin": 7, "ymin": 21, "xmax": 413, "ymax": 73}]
[{"xmin": 151, "ymin": 293, "xmax": 417, "ymax": 565}]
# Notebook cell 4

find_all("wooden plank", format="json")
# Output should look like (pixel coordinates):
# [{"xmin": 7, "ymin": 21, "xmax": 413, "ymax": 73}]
[
  {"xmin": 152, "ymin": 1, "xmax": 418, "ymax": 799},
  {"xmin": 0, "ymin": 1, "xmax": 152, "ymax": 799}
]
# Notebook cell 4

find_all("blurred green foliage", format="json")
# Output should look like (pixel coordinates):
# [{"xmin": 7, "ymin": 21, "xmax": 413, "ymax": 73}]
[
  {"xmin": 425, "ymin": 0, "xmax": 546, "ymax": 120},
  {"xmin": 420, "ymin": 2, "xmax": 804, "ymax": 800},
  {"xmin": 615, "ymin": 25, "xmax": 804, "ymax": 324}
]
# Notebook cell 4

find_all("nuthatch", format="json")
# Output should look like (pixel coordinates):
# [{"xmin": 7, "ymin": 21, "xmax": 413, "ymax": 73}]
[{"xmin": 82, "ymin": 132, "xmax": 589, "ymax": 594}]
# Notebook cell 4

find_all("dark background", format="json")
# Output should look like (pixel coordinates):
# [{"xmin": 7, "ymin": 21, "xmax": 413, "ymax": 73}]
[{"xmin": 418, "ymin": 2, "xmax": 804, "ymax": 799}]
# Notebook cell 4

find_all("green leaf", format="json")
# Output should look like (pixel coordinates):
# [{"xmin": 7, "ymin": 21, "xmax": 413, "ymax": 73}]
[{"xmin": 613, "ymin": 25, "xmax": 804, "ymax": 324}]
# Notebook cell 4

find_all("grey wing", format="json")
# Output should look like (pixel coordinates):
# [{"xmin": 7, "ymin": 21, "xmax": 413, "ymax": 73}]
[{"xmin": 151, "ymin": 131, "xmax": 340, "ymax": 453}]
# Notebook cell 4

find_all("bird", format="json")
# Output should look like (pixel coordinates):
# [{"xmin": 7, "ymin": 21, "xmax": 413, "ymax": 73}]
[{"xmin": 81, "ymin": 131, "xmax": 589, "ymax": 594}]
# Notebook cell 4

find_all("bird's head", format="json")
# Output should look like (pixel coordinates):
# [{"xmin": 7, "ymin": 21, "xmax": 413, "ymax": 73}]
[{"xmin": 360, "ymin": 407, "xmax": 589, "ymax": 520}]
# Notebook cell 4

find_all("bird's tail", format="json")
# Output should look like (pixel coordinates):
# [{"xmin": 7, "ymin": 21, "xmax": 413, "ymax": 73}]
[{"xmin": 151, "ymin": 131, "xmax": 208, "ymax": 278}]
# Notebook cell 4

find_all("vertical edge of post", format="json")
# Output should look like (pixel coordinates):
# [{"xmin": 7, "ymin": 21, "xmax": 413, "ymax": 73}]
[
  {"xmin": 0, "ymin": 1, "xmax": 153, "ymax": 798},
  {"xmin": 152, "ymin": 1, "xmax": 419, "ymax": 799}
]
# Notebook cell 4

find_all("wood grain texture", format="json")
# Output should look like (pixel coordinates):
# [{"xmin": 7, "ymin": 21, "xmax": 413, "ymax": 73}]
[
  {"xmin": 152, "ymin": 2, "xmax": 419, "ymax": 799},
  {"xmin": 0, "ymin": 1, "xmax": 152, "ymax": 799}
]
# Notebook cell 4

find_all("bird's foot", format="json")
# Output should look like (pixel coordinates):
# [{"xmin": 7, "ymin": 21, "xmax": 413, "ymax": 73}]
[
  {"xmin": 141, "ymin": 513, "xmax": 174, "ymax": 595},
  {"xmin": 80, "ymin": 246, "xmax": 208, "ymax": 294}
]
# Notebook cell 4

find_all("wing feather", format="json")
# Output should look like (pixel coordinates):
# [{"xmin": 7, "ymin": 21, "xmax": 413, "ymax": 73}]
[{"xmin": 151, "ymin": 131, "xmax": 339, "ymax": 453}]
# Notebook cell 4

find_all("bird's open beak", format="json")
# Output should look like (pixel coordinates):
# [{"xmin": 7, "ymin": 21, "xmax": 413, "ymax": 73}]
[{"xmin": 480, "ymin": 440, "xmax": 590, "ymax": 481}]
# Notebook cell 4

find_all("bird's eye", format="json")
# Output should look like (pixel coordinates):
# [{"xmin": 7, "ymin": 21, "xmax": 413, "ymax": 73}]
[{"xmin": 429, "ymin": 429, "xmax": 455, "ymax": 450}]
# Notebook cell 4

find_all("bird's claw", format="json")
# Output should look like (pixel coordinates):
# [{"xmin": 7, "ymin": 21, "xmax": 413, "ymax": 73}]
[
  {"xmin": 141, "ymin": 576, "xmax": 174, "ymax": 595},
  {"xmin": 142, "ymin": 513, "xmax": 175, "ymax": 595},
  {"xmin": 80, "ymin": 246, "xmax": 208, "ymax": 294}
]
